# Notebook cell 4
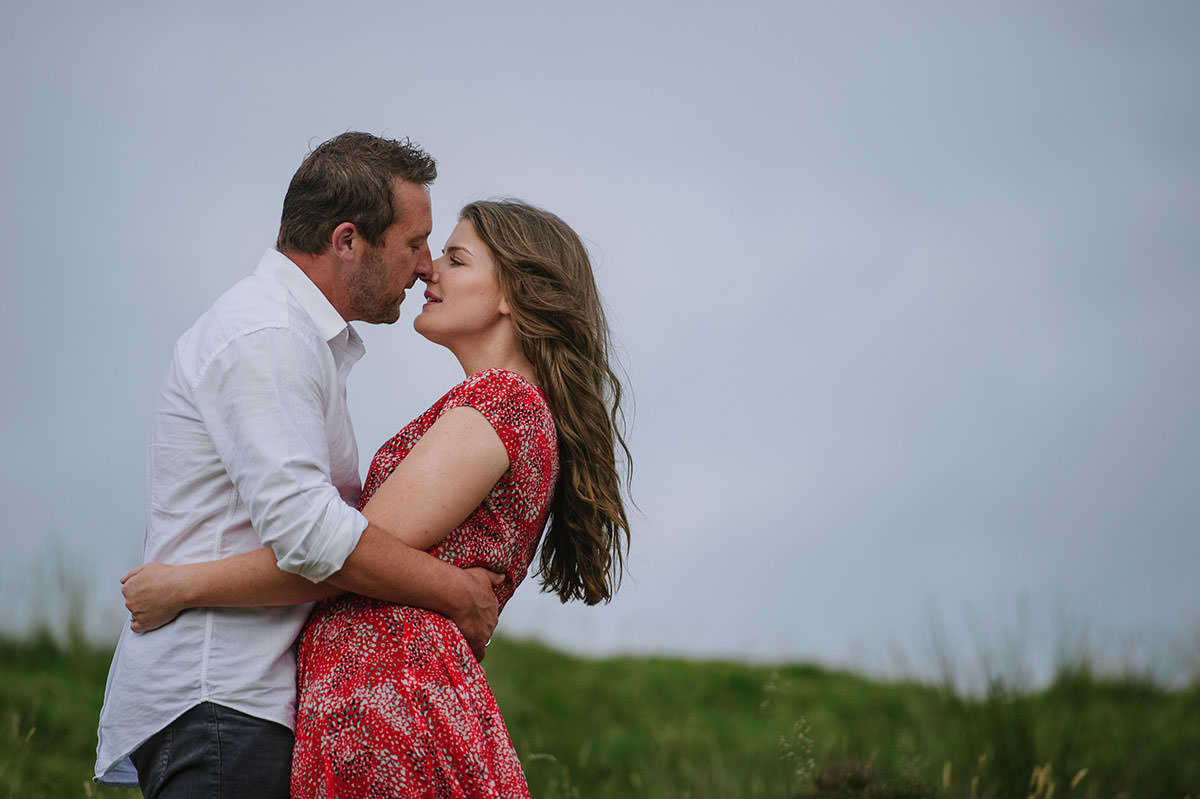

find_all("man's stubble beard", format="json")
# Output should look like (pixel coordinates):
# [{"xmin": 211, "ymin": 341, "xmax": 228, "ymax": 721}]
[{"xmin": 347, "ymin": 247, "xmax": 402, "ymax": 325}]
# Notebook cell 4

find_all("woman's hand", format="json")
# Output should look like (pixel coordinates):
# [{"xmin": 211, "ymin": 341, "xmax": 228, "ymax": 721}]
[{"xmin": 121, "ymin": 562, "xmax": 193, "ymax": 633}]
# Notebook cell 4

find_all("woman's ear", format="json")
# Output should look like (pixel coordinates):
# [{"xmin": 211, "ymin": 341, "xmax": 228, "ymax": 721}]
[{"xmin": 498, "ymin": 295, "xmax": 511, "ymax": 316}]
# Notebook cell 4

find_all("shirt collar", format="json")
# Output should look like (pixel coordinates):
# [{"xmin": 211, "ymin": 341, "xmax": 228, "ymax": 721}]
[{"xmin": 254, "ymin": 249, "xmax": 358, "ymax": 346}]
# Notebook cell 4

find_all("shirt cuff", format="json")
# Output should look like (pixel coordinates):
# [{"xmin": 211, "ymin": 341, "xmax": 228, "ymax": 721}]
[{"xmin": 283, "ymin": 504, "xmax": 368, "ymax": 583}]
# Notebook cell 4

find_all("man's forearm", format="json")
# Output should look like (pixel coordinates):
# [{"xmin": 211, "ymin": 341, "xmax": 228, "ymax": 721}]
[
  {"xmin": 324, "ymin": 523, "xmax": 499, "ymax": 660},
  {"xmin": 324, "ymin": 523, "xmax": 469, "ymax": 617}
]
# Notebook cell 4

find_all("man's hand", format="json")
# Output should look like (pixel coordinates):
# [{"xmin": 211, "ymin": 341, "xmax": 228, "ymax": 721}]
[
  {"xmin": 121, "ymin": 563, "xmax": 191, "ymax": 633},
  {"xmin": 453, "ymin": 567, "xmax": 505, "ymax": 661}
]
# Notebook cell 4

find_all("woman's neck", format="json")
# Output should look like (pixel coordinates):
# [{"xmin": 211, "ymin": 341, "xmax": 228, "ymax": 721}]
[{"xmin": 451, "ymin": 339, "xmax": 538, "ymax": 387}]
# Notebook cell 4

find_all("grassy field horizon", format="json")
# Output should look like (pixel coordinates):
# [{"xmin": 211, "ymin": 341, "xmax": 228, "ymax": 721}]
[{"xmin": 2, "ymin": 624, "xmax": 1198, "ymax": 798}]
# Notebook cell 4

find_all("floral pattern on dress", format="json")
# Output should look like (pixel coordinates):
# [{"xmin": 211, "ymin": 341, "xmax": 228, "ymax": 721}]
[{"xmin": 291, "ymin": 369, "xmax": 558, "ymax": 799}]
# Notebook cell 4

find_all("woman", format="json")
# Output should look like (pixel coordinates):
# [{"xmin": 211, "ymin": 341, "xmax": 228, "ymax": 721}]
[{"xmin": 122, "ymin": 199, "xmax": 630, "ymax": 798}]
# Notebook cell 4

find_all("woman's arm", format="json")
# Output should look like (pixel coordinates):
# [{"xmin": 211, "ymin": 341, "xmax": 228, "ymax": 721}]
[
  {"xmin": 352, "ymin": 406, "xmax": 510, "ymax": 552},
  {"xmin": 123, "ymin": 406, "xmax": 509, "ymax": 633}
]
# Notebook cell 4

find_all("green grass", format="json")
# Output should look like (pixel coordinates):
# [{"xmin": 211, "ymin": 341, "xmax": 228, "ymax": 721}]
[
  {"xmin": 0, "ymin": 630, "xmax": 130, "ymax": 799},
  {"xmin": 2, "ymin": 632, "xmax": 1198, "ymax": 798}
]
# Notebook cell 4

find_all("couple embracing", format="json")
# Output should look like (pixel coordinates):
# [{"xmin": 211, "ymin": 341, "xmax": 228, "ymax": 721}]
[{"xmin": 94, "ymin": 132, "xmax": 630, "ymax": 798}]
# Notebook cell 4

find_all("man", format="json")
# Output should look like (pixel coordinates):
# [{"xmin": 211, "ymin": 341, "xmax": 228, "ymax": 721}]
[{"xmin": 94, "ymin": 133, "xmax": 499, "ymax": 797}]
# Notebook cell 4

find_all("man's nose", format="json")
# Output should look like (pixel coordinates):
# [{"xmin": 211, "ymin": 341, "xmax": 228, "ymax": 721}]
[{"xmin": 415, "ymin": 250, "xmax": 435, "ymax": 279}]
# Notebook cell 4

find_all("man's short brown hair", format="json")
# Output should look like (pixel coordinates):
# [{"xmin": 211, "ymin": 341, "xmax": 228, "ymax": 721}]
[{"xmin": 276, "ymin": 132, "xmax": 437, "ymax": 255}]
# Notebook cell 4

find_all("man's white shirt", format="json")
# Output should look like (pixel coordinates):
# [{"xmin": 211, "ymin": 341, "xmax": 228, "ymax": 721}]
[{"xmin": 95, "ymin": 250, "xmax": 370, "ymax": 785}]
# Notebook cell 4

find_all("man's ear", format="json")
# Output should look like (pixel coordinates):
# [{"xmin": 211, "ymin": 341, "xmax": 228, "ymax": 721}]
[{"xmin": 330, "ymin": 222, "xmax": 359, "ymax": 262}]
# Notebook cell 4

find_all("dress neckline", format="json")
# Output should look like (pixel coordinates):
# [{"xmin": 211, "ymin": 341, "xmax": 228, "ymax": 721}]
[{"xmin": 469, "ymin": 367, "xmax": 543, "ymax": 393}]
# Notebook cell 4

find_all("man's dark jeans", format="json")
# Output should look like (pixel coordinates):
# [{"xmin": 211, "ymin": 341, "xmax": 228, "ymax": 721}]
[{"xmin": 129, "ymin": 701, "xmax": 293, "ymax": 799}]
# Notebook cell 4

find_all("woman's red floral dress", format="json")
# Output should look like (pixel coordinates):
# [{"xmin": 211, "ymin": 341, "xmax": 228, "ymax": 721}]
[{"xmin": 290, "ymin": 369, "xmax": 558, "ymax": 799}]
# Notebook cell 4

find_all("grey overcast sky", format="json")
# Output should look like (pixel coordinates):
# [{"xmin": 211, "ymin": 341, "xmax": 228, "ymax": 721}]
[{"xmin": 2, "ymin": 1, "xmax": 1197, "ymax": 684}]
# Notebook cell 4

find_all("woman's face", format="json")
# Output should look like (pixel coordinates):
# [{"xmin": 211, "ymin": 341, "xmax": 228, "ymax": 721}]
[{"xmin": 413, "ymin": 219, "xmax": 509, "ymax": 347}]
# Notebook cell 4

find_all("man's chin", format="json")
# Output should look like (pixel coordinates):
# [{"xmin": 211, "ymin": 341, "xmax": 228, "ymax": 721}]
[{"xmin": 363, "ymin": 302, "xmax": 403, "ymax": 325}]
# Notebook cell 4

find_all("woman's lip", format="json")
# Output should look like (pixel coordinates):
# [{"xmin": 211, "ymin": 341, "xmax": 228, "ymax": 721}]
[{"xmin": 423, "ymin": 291, "xmax": 441, "ymax": 302}]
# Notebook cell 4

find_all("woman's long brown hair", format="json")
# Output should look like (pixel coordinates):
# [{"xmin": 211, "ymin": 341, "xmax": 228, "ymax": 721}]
[{"xmin": 460, "ymin": 199, "xmax": 630, "ymax": 604}]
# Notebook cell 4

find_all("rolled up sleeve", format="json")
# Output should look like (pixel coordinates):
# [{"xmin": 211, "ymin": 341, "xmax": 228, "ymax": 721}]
[{"xmin": 192, "ymin": 326, "xmax": 366, "ymax": 582}]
